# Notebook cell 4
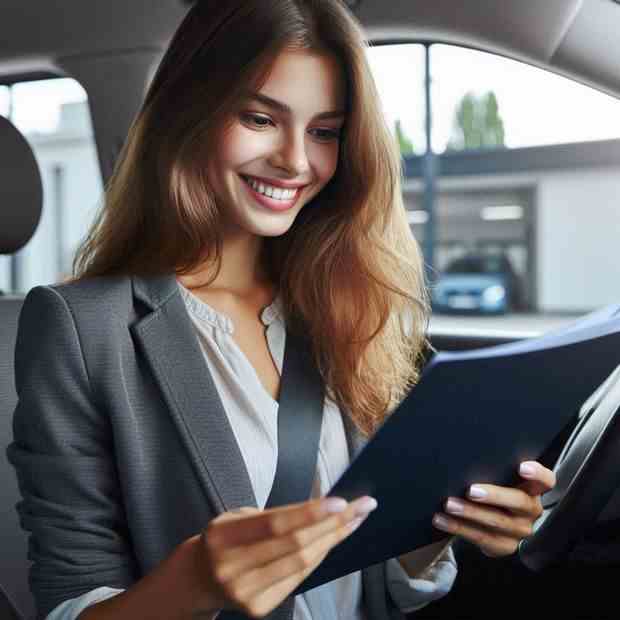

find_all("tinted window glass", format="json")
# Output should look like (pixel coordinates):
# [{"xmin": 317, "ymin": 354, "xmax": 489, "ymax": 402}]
[
  {"xmin": 368, "ymin": 42, "xmax": 620, "ymax": 332},
  {"xmin": 431, "ymin": 44, "xmax": 620, "ymax": 152},
  {"xmin": 366, "ymin": 43, "xmax": 426, "ymax": 156}
]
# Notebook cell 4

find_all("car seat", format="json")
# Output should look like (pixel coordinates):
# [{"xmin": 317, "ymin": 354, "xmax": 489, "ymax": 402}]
[{"xmin": 0, "ymin": 113, "xmax": 43, "ymax": 620}]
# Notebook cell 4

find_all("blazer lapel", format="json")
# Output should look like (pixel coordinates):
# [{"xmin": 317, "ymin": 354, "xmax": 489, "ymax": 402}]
[
  {"xmin": 130, "ymin": 273, "xmax": 257, "ymax": 514},
  {"xmin": 129, "ymin": 272, "xmax": 368, "ymax": 520}
]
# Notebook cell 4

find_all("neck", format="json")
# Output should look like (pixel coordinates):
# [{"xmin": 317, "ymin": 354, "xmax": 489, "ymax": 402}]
[{"xmin": 178, "ymin": 231, "xmax": 272, "ymax": 298}]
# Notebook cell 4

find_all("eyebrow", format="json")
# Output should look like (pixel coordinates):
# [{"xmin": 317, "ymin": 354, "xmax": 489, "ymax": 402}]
[{"xmin": 244, "ymin": 92, "xmax": 346, "ymax": 120}]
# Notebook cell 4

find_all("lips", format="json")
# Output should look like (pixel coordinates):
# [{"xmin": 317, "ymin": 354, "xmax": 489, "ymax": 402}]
[
  {"xmin": 241, "ymin": 174, "xmax": 308, "ymax": 191},
  {"xmin": 239, "ymin": 174, "xmax": 303, "ymax": 212}
]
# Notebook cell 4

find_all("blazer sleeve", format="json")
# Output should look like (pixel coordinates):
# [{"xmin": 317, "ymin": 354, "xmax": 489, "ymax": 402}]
[{"xmin": 5, "ymin": 286, "xmax": 139, "ymax": 620}]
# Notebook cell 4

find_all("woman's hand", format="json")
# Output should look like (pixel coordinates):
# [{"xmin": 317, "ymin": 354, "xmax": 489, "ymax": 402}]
[
  {"xmin": 194, "ymin": 495, "xmax": 377, "ymax": 618},
  {"xmin": 431, "ymin": 460, "xmax": 556, "ymax": 557}
]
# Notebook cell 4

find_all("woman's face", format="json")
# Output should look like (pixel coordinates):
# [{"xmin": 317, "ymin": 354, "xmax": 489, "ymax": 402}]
[{"xmin": 207, "ymin": 49, "xmax": 346, "ymax": 239}]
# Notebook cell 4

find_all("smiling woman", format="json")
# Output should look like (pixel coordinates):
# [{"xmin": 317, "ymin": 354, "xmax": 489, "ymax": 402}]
[
  {"xmin": 72, "ymin": 0, "xmax": 429, "ymax": 439},
  {"xmin": 5, "ymin": 2, "xmax": 556, "ymax": 620},
  {"xmin": 9, "ymin": 2, "xmax": 441, "ymax": 620},
  {"xmin": 203, "ymin": 50, "xmax": 346, "ymax": 237}
]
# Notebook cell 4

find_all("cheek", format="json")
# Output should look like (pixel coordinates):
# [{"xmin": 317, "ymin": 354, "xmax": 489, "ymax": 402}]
[
  {"xmin": 313, "ymin": 145, "xmax": 340, "ymax": 184},
  {"xmin": 219, "ymin": 125, "xmax": 266, "ymax": 167}
]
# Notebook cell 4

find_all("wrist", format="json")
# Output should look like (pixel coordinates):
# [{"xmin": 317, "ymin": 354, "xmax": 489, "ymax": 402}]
[
  {"xmin": 177, "ymin": 533, "xmax": 221, "ymax": 617},
  {"xmin": 77, "ymin": 535, "xmax": 218, "ymax": 620}
]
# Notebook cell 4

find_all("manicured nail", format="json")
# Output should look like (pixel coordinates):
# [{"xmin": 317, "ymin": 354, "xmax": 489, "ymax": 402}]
[
  {"xmin": 520, "ymin": 462, "xmax": 536, "ymax": 478},
  {"xmin": 433, "ymin": 514, "xmax": 452, "ymax": 531},
  {"xmin": 468, "ymin": 485, "xmax": 488, "ymax": 499},
  {"xmin": 324, "ymin": 497, "xmax": 348, "ymax": 513},
  {"xmin": 445, "ymin": 498, "xmax": 464, "ymax": 515},
  {"xmin": 355, "ymin": 496, "xmax": 378, "ymax": 515},
  {"xmin": 349, "ymin": 515, "xmax": 366, "ymax": 533}
]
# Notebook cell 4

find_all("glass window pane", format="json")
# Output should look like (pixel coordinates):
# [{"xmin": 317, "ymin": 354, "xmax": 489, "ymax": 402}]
[
  {"xmin": 366, "ymin": 43, "xmax": 426, "ymax": 156},
  {"xmin": 9, "ymin": 78, "xmax": 103, "ymax": 293},
  {"xmin": 423, "ymin": 43, "xmax": 620, "ymax": 330},
  {"xmin": 431, "ymin": 44, "xmax": 620, "ymax": 153}
]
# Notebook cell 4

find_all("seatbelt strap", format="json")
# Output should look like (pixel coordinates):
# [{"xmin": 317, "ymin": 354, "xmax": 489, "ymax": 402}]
[
  {"xmin": 265, "ymin": 329, "xmax": 325, "ymax": 508},
  {"xmin": 219, "ymin": 328, "xmax": 326, "ymax": 620}
]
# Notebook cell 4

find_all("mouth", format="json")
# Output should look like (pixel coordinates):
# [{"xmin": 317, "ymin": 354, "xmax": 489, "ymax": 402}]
[{"xmin": 239, "ymin": 174, "xmax": 306, "ymax": 212}]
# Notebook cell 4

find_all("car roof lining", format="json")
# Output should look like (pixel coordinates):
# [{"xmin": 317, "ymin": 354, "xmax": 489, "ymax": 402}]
[{"xmin": 0, "ymin": 0, "xmax": 618, "ymax": 99}]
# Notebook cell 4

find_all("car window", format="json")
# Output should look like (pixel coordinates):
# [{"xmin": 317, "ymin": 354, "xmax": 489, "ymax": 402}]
[
  {"xmin": 446, "ymin": 256, "xmax": 506, "ymax": 274},
  {"xmin": 431, "ymin": 44, "xmax": 620, "ymax": 152},
  {"xmin": 0, "ymin": 77, "xmax": 102, "ymax": 294},
  {"xmin": 365, "ymin": 43, "xmax": 426, "ymax": 156},
  {"xmin": 366, "ymin": 43, "xmax": 620, "ymax": 333}
]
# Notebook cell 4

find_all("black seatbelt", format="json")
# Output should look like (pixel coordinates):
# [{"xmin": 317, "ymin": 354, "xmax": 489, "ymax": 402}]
[
  {"xmin": 219, "ymin": 329, "xmax": 326, "ymax": 620},
  {"xmin": 265, "ymin": 330, "xmax": 325, "ymax": 508}
]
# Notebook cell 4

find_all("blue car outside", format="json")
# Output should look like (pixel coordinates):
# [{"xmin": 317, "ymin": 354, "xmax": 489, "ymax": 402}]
[{"xmin": 431, "ymin": 273, "xmax": 510, "ymax": 314}]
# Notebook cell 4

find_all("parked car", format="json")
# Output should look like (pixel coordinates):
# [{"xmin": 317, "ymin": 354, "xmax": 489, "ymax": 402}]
[{"xmin": 431, "ymin": 253, "xmax": 523, "ymax": 314}]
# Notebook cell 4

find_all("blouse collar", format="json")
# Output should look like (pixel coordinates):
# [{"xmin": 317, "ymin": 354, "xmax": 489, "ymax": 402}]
[{"xmin": 176, "ymin": 280, "xmax": 282, "ymax": 334}]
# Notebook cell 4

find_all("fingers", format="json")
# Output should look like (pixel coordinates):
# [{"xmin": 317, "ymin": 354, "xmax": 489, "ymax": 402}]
[
  {"xmin": 432, "ymin": 513, "xmax": 519, "ymax": 558},
  {"xmin": 212, "ymin": 507, "xmax": 261, "ymax": 524},
  {"xmin": 233, "ymin": 551, "xmax": 324, "ymax": 618},
  {"xmin": 439, "ymin": 497, "xmax": 534, "ymax": 539},
  {"xmin": 219, "ymin": 502, "xmax": 368, "ymax": 604},
  {"xmin": 214, "ymin": 497, "xmax": 374, "ymax": 579},
  {"xmin": 206, "ymin": 497, "xmax": 342, "ymax": 548},
  {"xmin": 204, "ymin": 495, "xmax": 377, "ymax": 614},
  {"xmin": 461, "ymin": 460, "xmax": 555, "ymax": 518},
  {"xmin": 462, "ymin": 471, "xmax": 550, "ymax": 520},
  {"xmin": 463, "ymin": 483, "xmax": 542, "ymax": 519},
  {"xmin": 517, "ymin": 460, "xmax": 557, "ymax": 497},
  {"xmin": 431, "ymin": 460, "xmax": 556, "ymax": 558}
]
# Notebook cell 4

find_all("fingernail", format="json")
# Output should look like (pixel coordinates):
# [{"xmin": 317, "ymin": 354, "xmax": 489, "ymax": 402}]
[
  {"xmin": 445, "ymin": 498, "xmax": 464, "ymax": 515},
  {"xmin": 468, "ymin": 485, "xmax": 487, "ymax": 499},
  {"xmin": 433, "ymin": 514, "xmax": 452, "ymax": 531},
  {"xmin": 520, "ymin": 462, "xmax": 536, "ymax": 478},
  {"xmin": 324, "ymin": 497, "xmax": 348, "ymax": 513},
  {"xmin": 355, "ymin": 496, "xmax": 378, "ymax": 515},
  {"xmin": 348, "ymin": 515, "xmax": 366, "ymax": 533}
]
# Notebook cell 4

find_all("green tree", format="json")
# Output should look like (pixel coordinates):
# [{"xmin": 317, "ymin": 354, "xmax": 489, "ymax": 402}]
[
  {"xmin": 394, "ymin": 119, "xmax": 414, "ymax": 155},
  {"xmin": 447, "ymin": 90, "xmax": 505, "ymax": 151}
]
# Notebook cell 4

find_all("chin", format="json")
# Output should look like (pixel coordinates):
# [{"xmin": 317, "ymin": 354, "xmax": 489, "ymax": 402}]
[{"xmin": 251, "ymin": 221, "xmax": 296, "ymax": 237}]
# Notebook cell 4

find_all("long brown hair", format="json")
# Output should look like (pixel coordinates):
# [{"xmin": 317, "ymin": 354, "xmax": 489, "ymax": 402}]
[{"xmin": 73, "ymin": 0, "xmax": 430, "ymax": 436}]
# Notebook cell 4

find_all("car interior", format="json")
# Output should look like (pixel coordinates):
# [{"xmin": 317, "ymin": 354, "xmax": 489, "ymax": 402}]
[{"xmin": 2, "ymin": 1, "xmax": 620, "ymax": 618}]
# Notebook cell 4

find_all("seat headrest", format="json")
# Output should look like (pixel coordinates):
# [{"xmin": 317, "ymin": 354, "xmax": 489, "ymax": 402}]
[{"xmin": 0, "ymin": 115, "xmax": 43, "ymax": 254}]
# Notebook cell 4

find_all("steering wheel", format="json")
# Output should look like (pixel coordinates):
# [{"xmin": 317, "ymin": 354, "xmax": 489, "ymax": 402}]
[{"xmin": 519, "ymin": 363, "xmax": 620, "ymax": 571}]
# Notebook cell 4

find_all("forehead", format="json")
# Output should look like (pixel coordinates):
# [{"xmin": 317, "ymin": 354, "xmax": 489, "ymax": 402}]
[{"xmin": 255, "ymin": 49, "xmax": 346, "ymax": 116}]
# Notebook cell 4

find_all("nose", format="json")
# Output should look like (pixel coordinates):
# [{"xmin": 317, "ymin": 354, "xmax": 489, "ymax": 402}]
[{"xmin": 268, "ymin": 128, "xmax": 311, "ymax": 177}]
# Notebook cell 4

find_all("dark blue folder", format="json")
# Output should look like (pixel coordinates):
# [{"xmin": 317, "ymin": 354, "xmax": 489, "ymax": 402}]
[{"xmin": 298, "ymin": 304, "xmax": 620, "ymax": 592}]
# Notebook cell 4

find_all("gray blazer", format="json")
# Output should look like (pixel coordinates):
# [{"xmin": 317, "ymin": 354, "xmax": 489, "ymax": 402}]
[{"xmin": 7, "ymin": 273, "xmax": 405, "ymax": 620}]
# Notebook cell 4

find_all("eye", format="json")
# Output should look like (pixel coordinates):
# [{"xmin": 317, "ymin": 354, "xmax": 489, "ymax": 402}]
[
  {"xmin": 241, "ymin": 113, "xmax": 274, "ymax": 128},
  {"xmin": 310, "ymin": 127, "xmax": 342, "ymax": 142}
]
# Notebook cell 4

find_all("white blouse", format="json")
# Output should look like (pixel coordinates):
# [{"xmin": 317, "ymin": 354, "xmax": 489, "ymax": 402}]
[{"xmin": 45, "ymin": 281, "xmax": 457, "ymax": 620}]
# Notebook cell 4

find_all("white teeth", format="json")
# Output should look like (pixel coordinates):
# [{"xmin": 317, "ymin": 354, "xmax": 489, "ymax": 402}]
[{"xmin": 244, "ymin": 176, "xmax": 298, "ymax": 201}]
